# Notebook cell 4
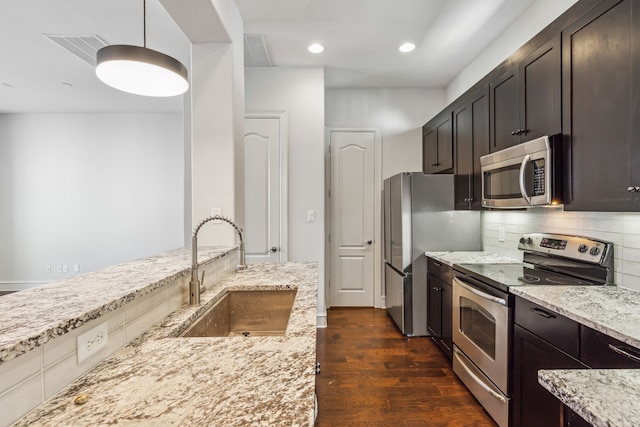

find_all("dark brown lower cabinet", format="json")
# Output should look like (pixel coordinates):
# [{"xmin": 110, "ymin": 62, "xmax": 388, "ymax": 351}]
[
  {"xmin": 512, "ymin": 324, "xmax": 590, "ymax": 427},
  {"xmin": 426, "ymin": 257, "xmax": 453, "ymax": 359}
]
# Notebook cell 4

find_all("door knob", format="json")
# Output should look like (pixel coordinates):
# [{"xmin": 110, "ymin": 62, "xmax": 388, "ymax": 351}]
[
  {"xmin": 366, "ymin": 240, "xmax": 373, "ymax": 245},
  {"xmin": 271, "ymin": 246, "xmax": 278, "ymax": 252}
]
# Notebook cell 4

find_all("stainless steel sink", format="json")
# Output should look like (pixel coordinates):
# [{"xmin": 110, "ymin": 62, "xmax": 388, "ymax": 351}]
[{"xmin": 180, "ymin": 289, "xmax": 297, "ymax": 337}]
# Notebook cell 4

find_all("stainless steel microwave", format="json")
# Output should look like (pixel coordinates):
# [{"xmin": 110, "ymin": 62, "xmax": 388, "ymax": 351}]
[{"xmin": 480, "ymin": 135, "xmax": 563, "ymax": 209}]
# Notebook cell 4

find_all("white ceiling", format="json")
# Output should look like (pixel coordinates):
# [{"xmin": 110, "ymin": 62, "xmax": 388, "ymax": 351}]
[{"xmin": 0, "ymin": 0, "xmax": 535, "ymax": 114}]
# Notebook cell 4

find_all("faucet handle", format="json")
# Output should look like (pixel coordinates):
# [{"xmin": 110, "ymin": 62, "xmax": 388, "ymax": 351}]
[{"xmin": 200, "ymin": 270, "xmax": 206, "ymax": 292}]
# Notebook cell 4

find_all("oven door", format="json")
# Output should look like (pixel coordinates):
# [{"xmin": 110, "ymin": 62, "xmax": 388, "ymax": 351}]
[{"xmin": 452, "ymin": 275, "xmax": 511, "ymax": 394}]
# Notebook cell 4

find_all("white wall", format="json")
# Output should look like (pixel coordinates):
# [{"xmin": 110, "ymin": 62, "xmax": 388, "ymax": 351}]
[
  {"xmin": 326, "ymin": 88, "xmax": 446, "ymax": 178},
  {"xmin": 446, "ymin": 0, "xmax": 579, "ymax": 103},
  {"xmin": 244, "ymin": 67, "xmax": 326, "ymax": 319},
  {"xmin": 0, "ymin": 113, "xmax": 184, "ymax": 288}
]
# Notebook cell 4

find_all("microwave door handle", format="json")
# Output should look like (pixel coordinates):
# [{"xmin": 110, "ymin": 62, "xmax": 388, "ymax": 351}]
[{"xmin": 519, "ymin": 154, "xmax": 532, "ymax": 204}]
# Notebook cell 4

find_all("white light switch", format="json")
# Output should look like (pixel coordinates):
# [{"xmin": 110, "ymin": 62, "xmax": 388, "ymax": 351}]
[{"xmin": 307, "ymin": 210, "xmax": 315, "ymax": 222}]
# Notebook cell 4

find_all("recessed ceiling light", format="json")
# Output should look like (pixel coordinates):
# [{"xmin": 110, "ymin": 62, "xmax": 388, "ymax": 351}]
[
  {"xmin": 398, "ymin": 42, "xmax": 416, "ymax": 53},
  {"xmin": 307, "ymin": 43, "xmax": 325, "ymax": 54}
]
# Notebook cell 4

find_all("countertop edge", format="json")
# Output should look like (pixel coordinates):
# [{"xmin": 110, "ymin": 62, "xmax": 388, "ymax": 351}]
[{"xmin": 0, "ymin": 246, "xmax": 236, "ymax": 365}]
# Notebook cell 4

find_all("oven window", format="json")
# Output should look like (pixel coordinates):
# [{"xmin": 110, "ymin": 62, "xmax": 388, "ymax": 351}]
[{"xmin": 459, "ymin": 296, "xmax": 496, "ymax": 359}]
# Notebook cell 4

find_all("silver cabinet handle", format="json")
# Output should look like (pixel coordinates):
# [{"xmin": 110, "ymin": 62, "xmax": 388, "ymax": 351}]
[
  {"xmin": 519, "ymin": 154, "xmax": 531, "ymax": 205},
  {"xmin": 455, "ymin": 278, "xmax": 506, "ymax": 306},
  {"xmin": 608, "ymin": 344, "xmax": 640, "ymax": 364},
  {"xmin": 454, "ymin": 348, "xmax": 507, "ymax": 404}
]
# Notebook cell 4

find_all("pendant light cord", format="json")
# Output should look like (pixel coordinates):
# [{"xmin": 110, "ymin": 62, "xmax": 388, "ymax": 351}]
[{"xmin": 143, "ymin": 0, "xmax": 147, "ymax": 48}]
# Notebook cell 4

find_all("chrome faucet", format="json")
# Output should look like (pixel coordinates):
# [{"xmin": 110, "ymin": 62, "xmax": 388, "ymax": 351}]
[{"xmin": 190, "ymin": 215, "xmax": 247, "ymax": 306}]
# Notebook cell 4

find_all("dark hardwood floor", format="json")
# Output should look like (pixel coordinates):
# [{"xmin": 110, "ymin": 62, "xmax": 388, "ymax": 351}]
[{"xmin": 315, "ymin": 308, "xmax": 497, "ymax": 426}]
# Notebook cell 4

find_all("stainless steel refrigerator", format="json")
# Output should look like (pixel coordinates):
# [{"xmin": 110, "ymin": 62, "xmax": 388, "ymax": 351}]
[{"xmin": 383, "ymin": 172, "xmax": 482, "ymax": 336}]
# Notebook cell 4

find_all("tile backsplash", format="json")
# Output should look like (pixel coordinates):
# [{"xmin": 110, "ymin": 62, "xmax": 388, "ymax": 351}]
[{"xmin": 483, "ymin": 208, "xmax": 640, "ymax": 291}]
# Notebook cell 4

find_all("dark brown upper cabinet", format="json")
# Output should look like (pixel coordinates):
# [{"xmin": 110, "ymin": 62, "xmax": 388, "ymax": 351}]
[
  {"xmin": 490, "ymin": 36, "xmax": 562, "ymax": 152},
  {"xmin": 422, "ymin": 110, "xmax": 453, "ymax": 174},
  {"xmin": 453, "ymin": 88, "xmax": 489, "ymax": 210},
  {"xmin": 562, "ymin": 0, "xmax": 640, "ymax": 211}
]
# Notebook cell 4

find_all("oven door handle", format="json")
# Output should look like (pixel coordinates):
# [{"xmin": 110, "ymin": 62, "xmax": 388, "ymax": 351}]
[
  {"xmin": 455, "ymin": 278, "xmax": 507, "ymax": 306},
  {"xmin": 454, "ymin": 347, "xmax": 507, "ymax": 404},
  {"xmin": 519, "ymin": 154, "xmax": 532, "ymax": 205}
]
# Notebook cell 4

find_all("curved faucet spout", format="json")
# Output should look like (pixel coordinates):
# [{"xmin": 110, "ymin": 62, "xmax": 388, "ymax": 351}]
[{"xmin": 190, "ymin": 216, "xmax": 247, "ymax": 306}]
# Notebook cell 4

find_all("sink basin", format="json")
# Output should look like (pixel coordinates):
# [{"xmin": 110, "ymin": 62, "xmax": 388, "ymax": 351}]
[{"xmin": 180, "ymin": 289, "xmax": 297, "ymax": 337}]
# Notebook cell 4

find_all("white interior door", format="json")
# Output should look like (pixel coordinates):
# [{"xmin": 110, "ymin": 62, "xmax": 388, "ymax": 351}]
[
  {"xmin": 244, "ymin": 115, "xmax": 287, "ymax": 263},
  {"xmin": 330, "ymin": 130, "xmax": 375, "ymax": 306}
]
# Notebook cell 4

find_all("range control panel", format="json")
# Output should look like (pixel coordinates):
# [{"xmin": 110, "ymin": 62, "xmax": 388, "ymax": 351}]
[{"xmin": 517, "ymin": 232, "xmax": 613, "ymax": 265}]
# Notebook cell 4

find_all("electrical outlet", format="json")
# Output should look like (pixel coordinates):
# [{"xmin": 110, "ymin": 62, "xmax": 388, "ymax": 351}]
[
  {"xmin": 498, "ymin": 227, "xmax": 506, "ymax": 242},
  {"xmin": 63, "ymin": 264, "xmax": 68, "ymax": 273},
  {"xmin": 57, "ymin": 265, "xmax": 63, "ymax": 273},
  {"xmin": 307, "ymin": 210, "xmax": 315, "ymax": 222},
  {"xmin": 74, "ymin": 264, "xmax": 80, "ymax": 272},
  {"xmin": 224, "ymin": 258, "xmax": 231, "ymax": 270},
  {"xmin": 77, "ymin": 322, "xmax": 108, "ymax": 363}
]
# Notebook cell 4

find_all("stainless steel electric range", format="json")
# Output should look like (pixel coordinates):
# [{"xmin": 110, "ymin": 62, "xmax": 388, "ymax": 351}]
[{"xmin": 451, "ymin": 233, "xmax": 614, "ymax": 427}]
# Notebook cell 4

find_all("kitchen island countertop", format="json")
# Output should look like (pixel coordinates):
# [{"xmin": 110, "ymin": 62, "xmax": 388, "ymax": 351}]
[{"xmin": 14, "ymin": 262, "xmax": 318, "ymax": 426}]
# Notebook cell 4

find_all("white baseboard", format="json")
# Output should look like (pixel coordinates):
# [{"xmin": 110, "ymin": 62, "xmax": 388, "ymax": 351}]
[{"xmin": 316, "ymin": 313, "xmax": 327, "ymax": 328}]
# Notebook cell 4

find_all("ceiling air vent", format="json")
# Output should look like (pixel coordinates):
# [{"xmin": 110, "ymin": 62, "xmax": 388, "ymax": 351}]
[
  {"xmin": 44, "ymin": 34, "xmax": 108, "ymax": 66},
  {"xmin": 244, "ymin": 34, "xmax": 273, "ymax": 67}
]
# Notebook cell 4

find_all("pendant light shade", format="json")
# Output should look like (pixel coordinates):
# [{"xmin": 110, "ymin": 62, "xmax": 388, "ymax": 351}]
[
  {"xmin": 96, "ymin": 45, "xmax": 188, "ymax": 97},
  {"xmin": 95, "ymin": 0, "xmax": 189, "ymax": 97}
]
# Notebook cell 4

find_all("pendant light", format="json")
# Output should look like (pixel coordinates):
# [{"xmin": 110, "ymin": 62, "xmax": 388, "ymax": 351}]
[{"xmin": 95, "ymin": 0, "xmax": 188, "ymax": 97}]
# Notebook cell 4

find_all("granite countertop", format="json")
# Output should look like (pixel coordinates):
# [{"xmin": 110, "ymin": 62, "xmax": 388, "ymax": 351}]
[
  {"xmin": 511, "ymin": 285, "xmax": 640, "ymax": 427},
  {"xmin": 16, "ymin": 262, "xmax": 318, "ymax": 426},
  {"xmin": 538, "ymin": 369, "xmax": 640, "ymax": 427},
  {"xmin": 0, "ymin": 246, "xmax": 235, "ymax": 365},
  {"xmin": 425, "ymin": 250, "xmax": 520, "ymax": 267}
]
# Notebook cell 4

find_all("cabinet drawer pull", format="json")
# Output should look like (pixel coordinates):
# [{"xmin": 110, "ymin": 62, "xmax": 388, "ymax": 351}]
[
  {"xmin": 531, "ymin": 307, "xmax": 556, "ymax": 319},
  {"xmin": 608, "ymin": 344, "xmax": 640, "ymax": 364},
  {"xmin": 628, "ymin": 186, "xmax": 640, "ymax": 193},
  {"xmin": 432, "ymin": 163, "xmax": 441, "ymax": 167}
]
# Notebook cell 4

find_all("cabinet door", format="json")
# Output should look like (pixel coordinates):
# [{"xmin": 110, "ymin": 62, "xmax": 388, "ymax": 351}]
[
  {"xmin": 490, "ymin": 66, "xmax": 520, "ymax": 152},
  {"xmin": 520, "ymin": 36, "xmax": 562, "ymax": 141},
  {"xmin": 512, "ymin": 324, "xmax": 588, "ymax": 427},
  {"xmin": 435, "ymin": 114, "xmax": 453, "ymax": 173},
  {"xmin": 422, "ymin": 128, "xmax": 437, "ymax": 174},
  {"xmin": 423, "ymin": 111, "xmax": 453, "ymax": 174},
  {"xmin": 562, "ymin": 0, "xmax": 640, "ymax": 211},
  {"xmin": 454, "ymin": 89, "xmax": 489, "ymax": 210},
  {"xmin": 426, "ymin": 273, "xmax": 442, "ymax": 338}
]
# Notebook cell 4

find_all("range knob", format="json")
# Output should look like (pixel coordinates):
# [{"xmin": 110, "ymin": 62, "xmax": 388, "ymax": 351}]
[
  {"xmin": 589, "ymin": 247, "xmax": 601, "ymax": 256},
  {"xmin": 519, "ymin": 237, "xmax": 533, "ymax": 244},
  {"xmin": 578, "ymin": 244, "xmax": 588, "ymax": 253}
]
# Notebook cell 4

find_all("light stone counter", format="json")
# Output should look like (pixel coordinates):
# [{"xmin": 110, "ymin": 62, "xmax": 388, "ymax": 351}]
[
  {"xmin": 425, "ymin": 251, "xmax": 520, "ymax": 267},
  {"xmin": 15, "ymin": 262, "xmax": 318, "ymax": 426},
  {"xmin": 0, "ymin": 246, "xmax": 235, "ymax": 365},
  {"xmin": 538, "ymin": 369, "xmax": 640, "ymax": 427},
  {"xmin": 511, "ymin": 286, "xmax": 640, "ymax": 427}
]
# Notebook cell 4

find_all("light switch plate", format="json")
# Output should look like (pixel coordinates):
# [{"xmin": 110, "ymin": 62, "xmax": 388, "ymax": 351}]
[{"xmin": 498, "ymin": 227, "xmax": 506, "ymax": 242}]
